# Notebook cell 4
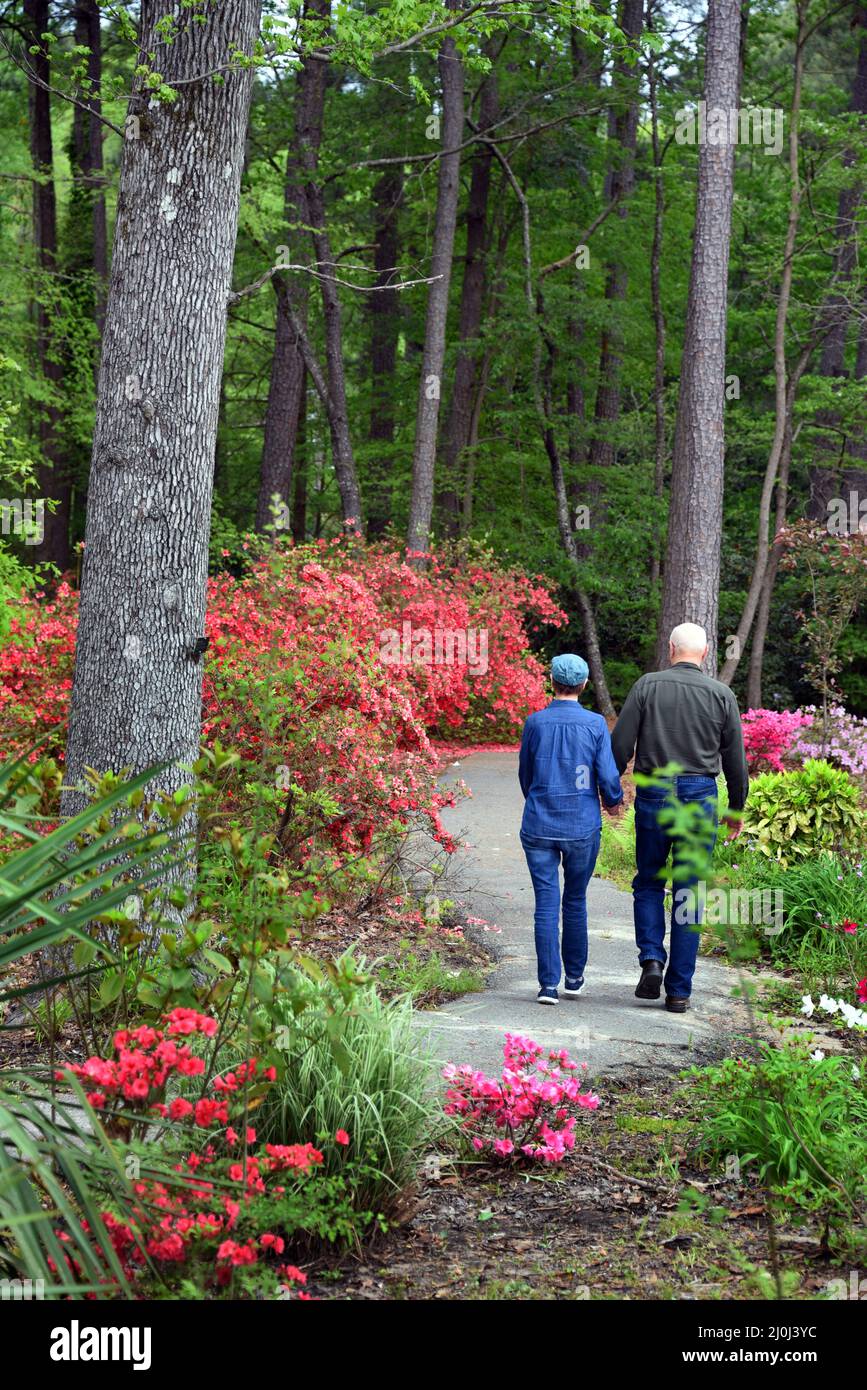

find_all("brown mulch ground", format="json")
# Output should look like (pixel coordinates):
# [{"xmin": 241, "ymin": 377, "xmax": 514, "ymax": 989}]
[{"xmin": 303, "ymin": 1072, "xmax": 847, "ymax": 1302}]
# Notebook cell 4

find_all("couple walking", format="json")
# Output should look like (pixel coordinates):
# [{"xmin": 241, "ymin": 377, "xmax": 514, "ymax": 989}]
[{"xmin": 518, "ymin": 623, "xmax": 750, "ymax": 1012}]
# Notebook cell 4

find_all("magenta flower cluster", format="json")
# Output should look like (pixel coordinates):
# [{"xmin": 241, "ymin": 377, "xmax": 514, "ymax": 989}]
[
  {"xmin": 741, "ymin": 708, "xmax": 813, "ymax": 772},
  {"xmin": 443, "ymin": 1033, "xmax": 599, "ymax": 1164}
]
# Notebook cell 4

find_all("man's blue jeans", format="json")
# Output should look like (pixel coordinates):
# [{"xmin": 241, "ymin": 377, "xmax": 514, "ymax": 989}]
[
  {"xmin": 633, "ymin": 775, "xmax": 718, "ymax": 999},
  {"xmin": 520, "ymin": 831, "xmax": 601, "ymax": 989}
]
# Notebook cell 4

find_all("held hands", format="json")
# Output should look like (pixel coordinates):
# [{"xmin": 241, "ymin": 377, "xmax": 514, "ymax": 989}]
[
  {"xmin": 603, "ymin": 799, "xmax": 626, "ymax": 821},
  {"xmin": 722, "ymin": 812, "xmax": 743, "ymax": 841}
]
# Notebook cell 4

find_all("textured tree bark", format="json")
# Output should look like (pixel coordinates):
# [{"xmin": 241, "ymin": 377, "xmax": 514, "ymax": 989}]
[
  {"xmin": 585, "ymin": 0, "xmax": 643, "ymax": 475},
  {"xmin": 255, "ymin": 17, "xmax": 316, "ymax": 536},
  {"xmin": 407, "ymin": 0, "xmax": 464, "ymax": 556},
  {"xmin": 460, "ymin": 348, "xmax": 491, "ymax": 534},
  {"xmin": 256, "ymin": 281, "xmax": 307, "ymax": 532},
  {"xmin": 647, "ymin": 5, "xmax": 667, "ymax": 593},
  {"xmin": 297, "ymin": 0, "xmax": 362, "ymax": 530},
  {"xmin": 856, "ymin": 292, "xmax": 867, "ymax": 385},
  {"xmin": 437, "ymin": 44, "xmax": 500, "ymax": 535},
  {"xmin": 458, "ymin": 214, "xmax": 511, "ymax": 534},
  {"xmin": 367, "ymin": 166, "xmax": 403, "ymax": 537},
  {"xmin": 23, "ymin": 0, "xmax": 71, "ymax": 573},
  {"xmin": 291, "ymin": 386, "xmax": 308, "ymax": 541},
  {"xmin": 62, "ymin": 0, "xmax": 261, "ymax": 818},
  {"xmin": 853, "ymin": 296, "xmax": 867, "ymax": 458},
  {"xmin": 657, "ymin": 0, "xmax": 743, "ymax": 676}
]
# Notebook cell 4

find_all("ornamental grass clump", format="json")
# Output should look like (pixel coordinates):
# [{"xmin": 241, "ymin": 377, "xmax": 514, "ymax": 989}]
[{"xmin": 254, "ymin": 975, "xmax": 438, "ymax": 1216}]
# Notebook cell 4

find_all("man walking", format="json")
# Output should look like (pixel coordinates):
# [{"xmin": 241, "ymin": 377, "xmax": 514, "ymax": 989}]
[
  {"xmin": 611, "ymin": 623, "xmax": 749, "ymax": 1013},
  {"xmin": 519, "ymin": 654, "xmax": 623, "ymax": 1004}
]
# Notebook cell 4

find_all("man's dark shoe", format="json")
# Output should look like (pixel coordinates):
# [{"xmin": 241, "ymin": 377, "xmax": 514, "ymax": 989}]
[
  {"xmin": 665, "ymin": 996, "xmax": 690, "ymax": 1014},
  {"xmin": 635, "ymin": 960, "xmax": 664, "ymax": 999}
]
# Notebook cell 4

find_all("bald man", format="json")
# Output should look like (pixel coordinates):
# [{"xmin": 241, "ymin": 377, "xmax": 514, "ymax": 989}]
[{"xmin": 611, "ymin": 623, "xmax": 749, "ymax": 1012}]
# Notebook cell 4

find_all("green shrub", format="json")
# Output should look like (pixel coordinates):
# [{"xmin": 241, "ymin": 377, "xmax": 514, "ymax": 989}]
[
  {"xmin": 743, "ymin": 760, "xmax": 864, "ymax": 867},
  {"xmin": 720, "ymin": 852, "xmax": 867, "ymax": 982},
  {"xmin": 685, "ymin": 1040, "xmax": 867, "ymax": 1234},
  {"xmin": 255, "ymin": 969, "xmax": 438, "ymax": 1216}
]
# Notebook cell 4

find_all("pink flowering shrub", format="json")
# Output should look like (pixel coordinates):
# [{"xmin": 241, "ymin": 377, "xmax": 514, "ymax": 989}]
[
  {"xmin": 741, "ymin": 709, "xmax": 813, "ymax": 773},
  {"xmin": 443, "ymin": 1033, "xmax": 599, "ymax": 1164},
  {"xmin": 790, "ymin": 704, "xmax": 867, "ymax": 781}
]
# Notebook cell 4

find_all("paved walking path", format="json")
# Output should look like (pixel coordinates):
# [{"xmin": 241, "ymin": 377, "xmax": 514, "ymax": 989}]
[{"xmin": 417, "ymin": 751, "xmax": 747, "ymax": 1080}]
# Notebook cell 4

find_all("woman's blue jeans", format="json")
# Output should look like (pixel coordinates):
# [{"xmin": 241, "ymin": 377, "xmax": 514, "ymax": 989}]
[
  {"xmin": 520, "ymin": 831, "xmax": 601, "ymax": 989},
  {"xmin": 633, "ymin": 775, "xmax": 718, "ymax": 999}
]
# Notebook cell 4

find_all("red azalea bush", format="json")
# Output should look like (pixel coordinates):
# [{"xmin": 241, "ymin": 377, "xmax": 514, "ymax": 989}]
[
  {"xmin": 443, "ymin": 1033, "xmax": 599, "ymax": 1164},
  {"xmin": 55, "ymin": 1009, "xmax": 374, "ymax": 1298},
  {"xmin": 0, "ymin": 577, "xmax": 77, "ymax": 751},
  {"xmin": 0, "ymin": 541, "xmax": 563, "ymax": 875},
  {"xmin": 740, "ymin": 708, "xmax": 813, "ymax": 773}
]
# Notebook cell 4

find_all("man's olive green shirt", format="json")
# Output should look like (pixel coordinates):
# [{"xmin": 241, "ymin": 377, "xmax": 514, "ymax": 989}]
[{"xmin": 611, "ymin": 661, "xmax": 750, "ymax": 812}]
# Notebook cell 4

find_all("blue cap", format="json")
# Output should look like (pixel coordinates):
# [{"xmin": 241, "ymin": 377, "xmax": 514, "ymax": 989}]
[{"xmin": 551, "ymin": 653, "xmax": 589, "ymax": 687}]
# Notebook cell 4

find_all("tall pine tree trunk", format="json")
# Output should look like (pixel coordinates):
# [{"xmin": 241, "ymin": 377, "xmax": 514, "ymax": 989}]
[
  {"xmin": 657, "ymin": 0, "xmax": 743, "ymax": 675},
  {"xmin": 585, "ymin": 0, "xmax": 643, "ymax": 474},
  {"xmin": 63, "ymin": 0, "xmax": 261, "ymax": 815},
  {"xmin": 292, "ymin": 387, "xmax": 308, "ymax": 541},
  {"xmin": 23, "ymin": 0, "xmax": 71, "ymax": 572},
  {"xmin": 437, "ymin": 46, "xmax": 499, "ymax": 535},
  {"xmin": 71, "ymin": 0, "xmax": 108, "ymax": 335},
  {"xmin": 256, "ymin": 281, "xmax": 307, "ymax": 532},
  {"xmin": 255, "ymin": 18, "xmax": 317, "ymax": 535},
  {"xmin": 367, "ymin": 166, "xmax": 403, "ymax": 537},
  {"xmin": 407, "ymin": 2, "xmax": 464, "ymax": 555},
  {"xmin": 297, "ymin": 0, "xmax": 362, "ymax": 530},
  {"xmin": 648, "ymin": 2, "xmax": 667, "ymax": 592}
]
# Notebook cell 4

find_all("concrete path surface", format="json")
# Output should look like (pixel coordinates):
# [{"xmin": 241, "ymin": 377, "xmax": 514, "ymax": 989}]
[{"xmin": 417, "ymin": 750, "xmax": 747, "ymax": 1080}]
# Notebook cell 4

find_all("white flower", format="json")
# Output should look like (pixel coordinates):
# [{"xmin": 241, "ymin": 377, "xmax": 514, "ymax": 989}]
[
  {"xmin": 811, "ymin": 994, "xmax": 867, "ymax": 1030},
  {"xmin": 810, "ymin": 1049, "xmax": 825, "ymax": 1062},
  {"xmin": 852, "ymin": 1065, "xmax": 861, "ymax": 1081},
  {"xmin": 800, "ymin": 995, "xmax": 815, "ymax": 1017}
]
